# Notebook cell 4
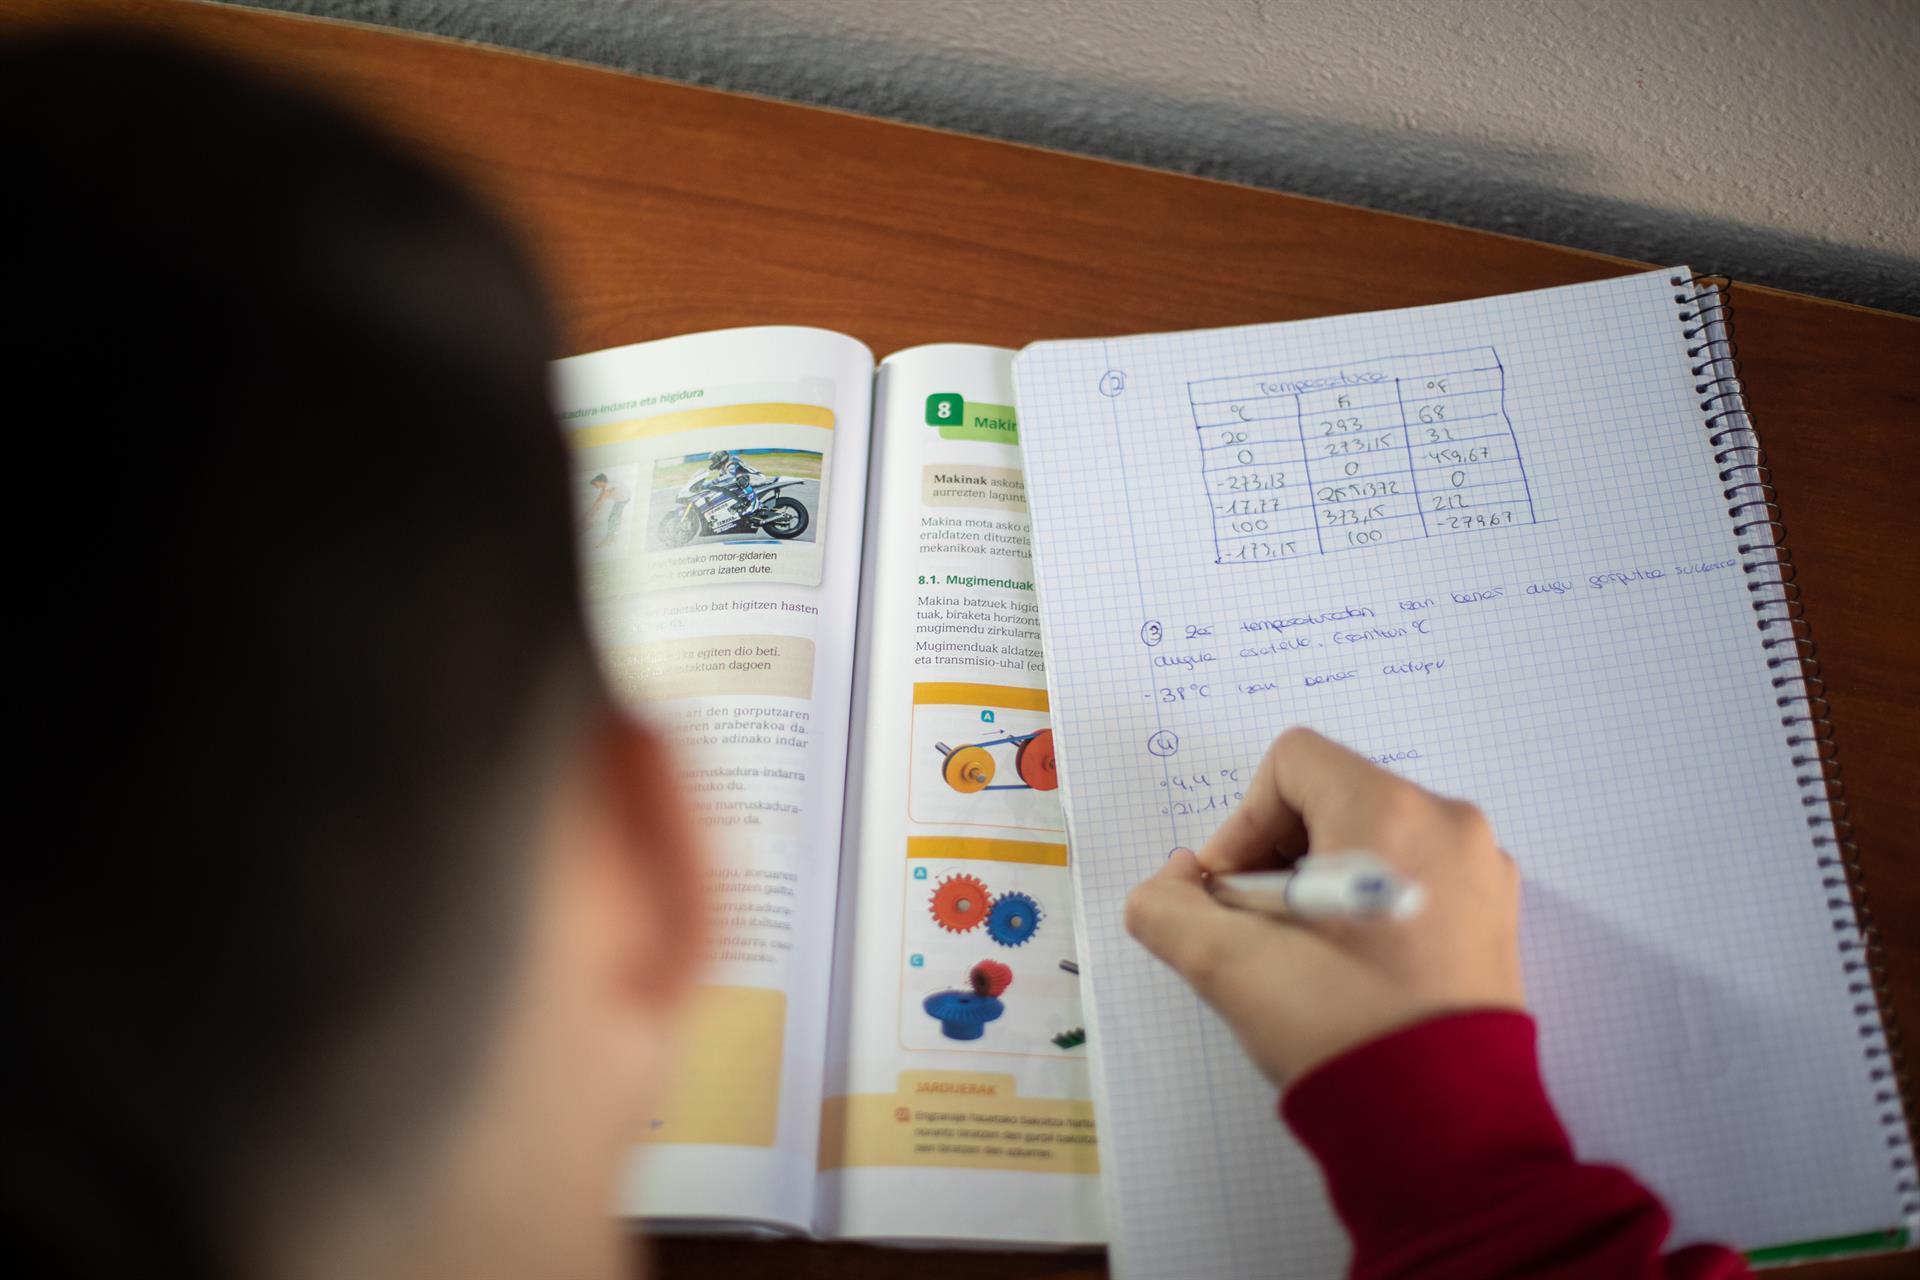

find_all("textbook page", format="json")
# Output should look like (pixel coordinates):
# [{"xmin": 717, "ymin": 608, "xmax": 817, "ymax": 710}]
[
  {"xmin": 817, "ymin": 344, "xmax": 1102, "ymax": 1243},
  {"xmin": 552, "ymin": 327, "xmax": 874, "ymax": 1232},
  {"xmin": 1014, "ymin": 270, "xmax": 1909, "ymax": 1277}
]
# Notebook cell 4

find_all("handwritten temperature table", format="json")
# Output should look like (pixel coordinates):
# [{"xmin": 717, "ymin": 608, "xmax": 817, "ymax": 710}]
[{"xmin": 1189, "ymin": 346, "xmax": 1537, "ymax": 564}]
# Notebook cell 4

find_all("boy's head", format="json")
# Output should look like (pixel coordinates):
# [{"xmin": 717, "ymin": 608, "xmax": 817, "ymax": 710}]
[
  {"xmin": 592, "ymin": 473, "xmax": 610, "ymax": 487},
  {"xmin": 5, "ymin": 28, "xmax": 698, "ymax": 1280}
]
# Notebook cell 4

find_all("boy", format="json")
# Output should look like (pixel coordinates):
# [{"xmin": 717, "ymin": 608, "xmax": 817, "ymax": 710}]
[
  {"xmin": 4, "ymin": 26, "xmax": 1741, "ymax": 1280},
  {"xmin": 7, "ymin": 29, "xmax": 701, "ymax": 1280}
]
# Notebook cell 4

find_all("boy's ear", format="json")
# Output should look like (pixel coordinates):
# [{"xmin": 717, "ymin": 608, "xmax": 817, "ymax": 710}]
[{"xmin": 590, "ymin": 713, "xmax": 706, "ymax": 1003}]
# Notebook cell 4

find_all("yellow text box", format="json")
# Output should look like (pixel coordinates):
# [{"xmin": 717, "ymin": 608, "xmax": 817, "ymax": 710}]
[
  {"xmin": 906, "ymin": 836, "xmax": 1068, "ymax": 867},
  {"xmin": 820, "ymin": 1072, "xmax": 1097, "ymax": 1174},
  {"xmin": 911, "ymin": 681, "xmax": 1049, "ymax": 712},
  {"xmin": 644, "ymin": 985, "xmax": 784, "ymax": 1147},
  {"xmin": 570, "ymin": 401, "xmax": 834, "ymax": 450},
  {"xmin": 922, "ymin": 462, "xmax": 1029, "ymax": 512},
  {"xmin": 602, "ymin": 634, "xmax": 816, "ymax": 702}
]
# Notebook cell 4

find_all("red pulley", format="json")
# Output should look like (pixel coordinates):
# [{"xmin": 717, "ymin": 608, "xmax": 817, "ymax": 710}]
[{"xmin": 1015, "ymin": 728, "xmax": 1058, "ymax": 790}]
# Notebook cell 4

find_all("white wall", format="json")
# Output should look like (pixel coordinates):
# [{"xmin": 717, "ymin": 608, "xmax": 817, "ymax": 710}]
[{"xmin": 236, "ymin": 0, "xmax": 1919, "ymax": 313}]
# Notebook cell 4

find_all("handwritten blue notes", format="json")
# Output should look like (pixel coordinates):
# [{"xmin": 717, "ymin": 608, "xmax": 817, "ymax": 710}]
[
  {"xmin": 1012, "ymin": 269, "xmax": 1902, "ymax": 1280},
  {"xmin": 1190, "ymin": 347, "xmax": 1537, "ymax": 563},
  {"xmin": 1139, "ymin": 555, "xmax": 1741, "ymax": 821}
]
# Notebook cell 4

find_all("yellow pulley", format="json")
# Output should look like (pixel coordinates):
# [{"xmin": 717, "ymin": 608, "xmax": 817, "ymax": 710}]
[{"xmin": 942, "ymin": 744, "xmax": 995, "ymax": 793}]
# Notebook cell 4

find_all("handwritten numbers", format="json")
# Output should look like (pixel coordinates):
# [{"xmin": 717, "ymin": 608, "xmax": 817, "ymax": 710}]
[
  {"xmin": 1442, "ymin": 511, "xmax": 1516, "ymax": 530},
  {"xmin": 1146, "ymin": 729, "xmax": 1181, "ymax": 758},
  {"xmin": 1226, "ymin": 539, "xmax": 1295, "ymax": 562},
  {"xmin": 1140, "ymin": 620, "xmax": 1164, "ymax": 647},
  {"xmin": 1191, "ymin": 347, "xmax": 1536, "ymax": 564},
  {"xmin": 1099, "ymin": 369, "xmax": 1128, "ymax": 397}
]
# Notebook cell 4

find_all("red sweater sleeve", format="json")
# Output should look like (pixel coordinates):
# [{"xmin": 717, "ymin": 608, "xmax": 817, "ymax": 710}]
[{"xmin": 1280, "ymin": 1010, "xmax": 1749, "ymax": 1280}]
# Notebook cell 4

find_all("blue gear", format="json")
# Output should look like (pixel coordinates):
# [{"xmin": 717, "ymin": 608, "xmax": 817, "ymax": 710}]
[
  {"xmin": 985, "ymin": 892, "xmax": 1042, "ymax": 946},
  {"xmin": 923, "ymin": 990, "xmax": 1005, "ymax": 1040}
]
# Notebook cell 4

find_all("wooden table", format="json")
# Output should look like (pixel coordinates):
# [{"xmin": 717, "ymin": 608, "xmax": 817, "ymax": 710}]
[{"xmin": 9, "ymin": 2, "xmax": 1915, "ymax": 1276}]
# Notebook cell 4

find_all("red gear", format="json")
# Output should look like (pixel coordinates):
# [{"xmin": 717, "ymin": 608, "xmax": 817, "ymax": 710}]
[
  {"xmin": 929, "ymin": 874, "xmax": 990, "ymax": 932},
  {"xmin": 970, "ymin": 960, "xmax": 1014, "ymax": 997}
]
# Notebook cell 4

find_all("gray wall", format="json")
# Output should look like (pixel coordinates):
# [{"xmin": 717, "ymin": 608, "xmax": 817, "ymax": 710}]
[{"xmin": 228, "ymin": 0, "xmax": 1919, "ymax": 314}]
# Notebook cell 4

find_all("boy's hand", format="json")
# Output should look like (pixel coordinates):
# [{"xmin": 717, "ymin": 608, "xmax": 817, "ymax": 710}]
[{"xmin": 1123, "ymin": 727, "xmax": 1524, "ymax": 1085}]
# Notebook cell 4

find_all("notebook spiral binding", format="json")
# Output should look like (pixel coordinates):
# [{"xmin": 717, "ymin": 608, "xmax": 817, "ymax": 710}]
[{"xmin": 1674, "ymin": 272, "xmax": 1919, "ymax": 1225}]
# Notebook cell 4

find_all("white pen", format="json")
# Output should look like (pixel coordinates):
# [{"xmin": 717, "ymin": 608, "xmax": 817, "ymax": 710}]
[{"xmin": 1207, "ymin": 851, "xmax": 1426, "ymax": 922}]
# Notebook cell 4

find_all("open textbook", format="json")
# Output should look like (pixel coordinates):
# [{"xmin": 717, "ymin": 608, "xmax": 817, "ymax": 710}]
[
  {"xmin": 551, "ymin": 332, "xmax": 1101, "ymax": 1243},
  {"xmin": 551, "ymin": 274, "xmax": 1914, "ymax": 1263}
]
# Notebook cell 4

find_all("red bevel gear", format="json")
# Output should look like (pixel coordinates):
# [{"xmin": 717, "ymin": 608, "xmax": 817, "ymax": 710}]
[
  {"xmin": 969, "ymin": 960, "xmax": 1013, "ymax": 997},
  {"xmin": 930, "ymin": 873, "xmax": 991, "ymax": 933}
]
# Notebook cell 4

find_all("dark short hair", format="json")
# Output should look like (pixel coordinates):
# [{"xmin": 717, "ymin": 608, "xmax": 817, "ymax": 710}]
[
  {"xmin": 592, "ymin": 472, "xmax": 609, "ymax": 484},
  {"xmin": 4, "ymin": 29, "xmax": 599, "ymax": 1279}
]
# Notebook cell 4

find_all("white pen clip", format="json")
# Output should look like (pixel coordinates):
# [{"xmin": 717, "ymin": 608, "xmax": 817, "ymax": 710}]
[{"xmin": 1208, "ymin": 851, "xmax": 1425, "ymax": 922}]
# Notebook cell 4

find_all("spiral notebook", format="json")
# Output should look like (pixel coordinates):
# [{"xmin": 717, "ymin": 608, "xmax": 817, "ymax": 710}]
[{"xmin": 1011, "ymin": 268, "xmax": 1917, "ymax": 1275}]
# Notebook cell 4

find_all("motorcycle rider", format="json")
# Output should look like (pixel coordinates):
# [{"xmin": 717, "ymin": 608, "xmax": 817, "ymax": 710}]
[
  {"xmin": 701, "ymin": 449, "xmax": 767, "ymax": 520},
  {"xmin": 665, "ymin": 449, "xmax": 806, "ymax": 544}
]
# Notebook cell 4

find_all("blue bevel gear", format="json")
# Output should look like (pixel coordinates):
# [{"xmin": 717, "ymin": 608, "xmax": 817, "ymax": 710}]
[
  {"xmin": 984, "ymin": 891, "xmax": 1042, "ymax": 946},
  {"xmin": 923, "ymin": 990, "xmax": 1005, "ymax": 1040}
]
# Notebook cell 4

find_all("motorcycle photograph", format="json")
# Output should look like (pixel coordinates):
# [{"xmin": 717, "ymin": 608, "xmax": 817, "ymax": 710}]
[{"xmin": 657, "ymin": 469, "xmax": 812, "ymax": 547}]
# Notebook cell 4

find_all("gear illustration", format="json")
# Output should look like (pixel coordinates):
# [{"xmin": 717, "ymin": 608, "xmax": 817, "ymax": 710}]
[
  {"xmin": 934, "ymin": 729, "xmax": 1057, "ymax": 794},
  {"xmin": 969, "ymin": 959, "xmax": 1014, "ymax": 998},
  {"xmin": 939, "ymin": 743, "xmax": 995, "ymax": 793},
  {"xmin": 929, "ymin": 873, "xmax": 991, "ymax": 933},
  {"xmin": 923, "ymin": 990, "xmax": 1005, "ymax": 1041},
  {"xmin": 984, "ymin": 891, "xmax": 1042, "ymax": 946}
]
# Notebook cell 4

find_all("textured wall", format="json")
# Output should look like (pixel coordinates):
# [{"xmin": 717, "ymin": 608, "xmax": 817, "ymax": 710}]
[{"xmin": 228, "ymin": 0, "xmax": 1919, "ymax": 313}]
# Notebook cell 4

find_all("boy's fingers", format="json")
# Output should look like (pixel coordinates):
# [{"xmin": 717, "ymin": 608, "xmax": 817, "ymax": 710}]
[
  {"xmin": 1125, "ymin": 849, "xmax": 1319, "ymax": 989},
  {"xmin": 1196, "ymin": 728, "xmax": 1405, "ymax": 874},
  {"xmin": 1197, "ymin": 787, "xmax": 1305, "ymax": 876},
  {"xmin": 1124, "ymin": 850, "xmax": 1223, "ymax": 966}
]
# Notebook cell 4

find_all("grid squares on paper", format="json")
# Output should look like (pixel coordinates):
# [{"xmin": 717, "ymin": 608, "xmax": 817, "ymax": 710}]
[
  {"xmin": 1012, "ymin": 268, "xmax": 1909, "ymax": 1279},
  {"xmin": 1190, "ymin": 346, "xmax": 1537, "ymax": 566}
]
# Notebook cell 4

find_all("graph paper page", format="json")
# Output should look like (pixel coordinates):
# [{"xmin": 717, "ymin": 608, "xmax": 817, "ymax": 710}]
[{"xmin": 1013, "ymin": 269, "xmax": 1909, "ymax": 1277}]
